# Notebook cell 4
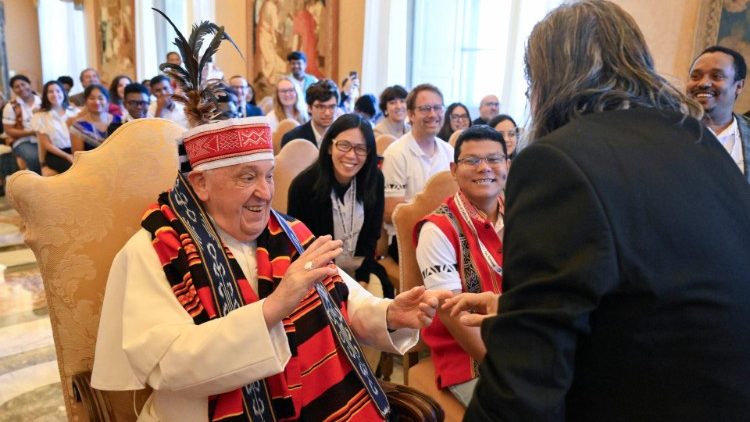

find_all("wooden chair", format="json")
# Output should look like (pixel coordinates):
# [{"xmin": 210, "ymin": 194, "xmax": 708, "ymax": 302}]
[
  {"xmin": 272, "ymin": 118, "xmax": 300, "ymax": 155},
  {"xmin": 6, "ymin": 118, "xmax": 184, "ymax": 421},
  {"xmin": 271, "ymin": 138, "xmax": 318, "ymax": 213},
  {"xmin": 376, "ymin": 134, "xmax": 397, "ymax": 156},
  {"xmin": 392, "ymin": 171, "xmax": 464, "ymax": 421},
  {"xmin": 448, "ymin": 129, "xmax": 463, "ymax": 147}
]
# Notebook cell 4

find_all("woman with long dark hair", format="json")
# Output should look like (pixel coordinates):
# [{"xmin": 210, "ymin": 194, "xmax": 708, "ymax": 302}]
[
  {"xmin": 488, "ymin": 114, "xmax": 519, "ymax": 159},
  {"xmin": 108, "ymin": 75, "xmax": 132, "ymax": 118},
  {"xmin": 288, "ymin": 113, "xmax": 394, "ymax": 298},
  {"xmin": 437, "ymin": 102, "xmax": 471, "ymax": 141},
  {"xmin": 31, "ymin": 80, "xmax": 78, "ymax": 174}
]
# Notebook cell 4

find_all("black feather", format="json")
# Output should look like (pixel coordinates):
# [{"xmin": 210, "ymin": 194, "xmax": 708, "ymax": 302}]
[{"xmin": 152, "ymin": 8, "xmax": 244, "ymax": 127}]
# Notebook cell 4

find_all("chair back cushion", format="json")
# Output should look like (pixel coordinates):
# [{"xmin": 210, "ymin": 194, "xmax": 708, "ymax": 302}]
[
  {"xmin": 6, "ymin": 118, "xmax": 183, "ymax": 421},
  {"xmin": 271, "ymin": 138, "xmax": 319, "ymax": 213},
  {"xmin": 272, "ymin": 118, "xmax": 300, "ymax": 154},
  {"xmin": 392, "ymin": 171, "xmax": 458, "ymax": 293},
  {"xmin": 376, "ymin": 134, "xmax": 397, "ymax": 156}
]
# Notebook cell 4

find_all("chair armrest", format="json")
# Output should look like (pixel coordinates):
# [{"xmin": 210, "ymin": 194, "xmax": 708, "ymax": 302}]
[
  {"xmin": 72, "ymin": 371, "xmax": 114, "ymax": 422},
  {"xmin": 381, "ymin": 380, "xmax": 445, "ymax": 422}
]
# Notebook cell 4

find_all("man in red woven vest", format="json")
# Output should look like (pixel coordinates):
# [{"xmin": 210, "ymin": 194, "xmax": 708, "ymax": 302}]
[
  {"xmin": 92, "ymin": 116, "xmax": 449, "ymax": 421},
  {"xmin": 415, "ymin": 125, "xmax": 508, "ymax": 406}
]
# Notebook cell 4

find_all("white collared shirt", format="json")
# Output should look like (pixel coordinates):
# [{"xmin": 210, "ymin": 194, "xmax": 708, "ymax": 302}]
[{"xmin": 712, "ymin": 117, "xmax": 745, "ymax": 174}]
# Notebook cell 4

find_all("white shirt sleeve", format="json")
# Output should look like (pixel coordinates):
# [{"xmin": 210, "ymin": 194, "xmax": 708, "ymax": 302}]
[
  {"xmin": 92, "ymin": 230, "xmax": 291, "ymax": 397},
  {"xmin": 340, "ymin": 268, "xmax": 419, "ymax": 353},
  {"xmin": 416, "ymin": 221, "xmax": 462, "ymax": 292},
  {"xmin": 382, "ymin": 145, "xmax": 407, "ymax": 198},
  {"xmin": 2, "ymin": 102, "xmax": 16, "ymax": 126}
]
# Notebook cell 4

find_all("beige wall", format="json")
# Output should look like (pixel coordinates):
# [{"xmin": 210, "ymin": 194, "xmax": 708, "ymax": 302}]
[
  {"xmin": 214, "ymin": 0, "xmax": 248, "ymax": 81},
  {"xmin": 5, "ymin": 0, "xmax": 42, "ymax": 90},
  {"xmin": 337, "ymin": 0, "xmax": 365, "ymax": 84},
  {"xmin": 613, "ymin": 0, "xmax": 702, "ymax": 89}
]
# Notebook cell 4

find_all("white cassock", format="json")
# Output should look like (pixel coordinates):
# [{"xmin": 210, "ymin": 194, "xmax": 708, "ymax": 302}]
[{"xmin": 91, "ymin": 228, "xmax": 418, "ymax": 422}]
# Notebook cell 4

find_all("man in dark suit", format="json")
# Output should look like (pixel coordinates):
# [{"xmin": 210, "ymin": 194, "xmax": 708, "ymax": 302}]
[
  {"xmin": 445, "ymin": 2, "xmax": 750, "ymax": 421},
  {"xmin": 228, "ymin": 75, "xmax": 263, "ymax": 118},
  {"xmin": 281, "ymin": 79, "xmax": 339, "ymax": 149},
  {"xmin": 687, "ymin": 45, "xmax": 750, "ymax": 183}
]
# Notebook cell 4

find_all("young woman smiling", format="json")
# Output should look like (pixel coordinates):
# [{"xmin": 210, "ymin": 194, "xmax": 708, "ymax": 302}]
[{"xmin": 288, "ymin": 113, "xmax": 394, "ymax": 298}]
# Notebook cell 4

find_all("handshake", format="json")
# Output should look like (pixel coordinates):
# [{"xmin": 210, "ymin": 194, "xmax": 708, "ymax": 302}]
[{"xmin": 442, "ymin": 292, "xmax": 500, "ymax": 327}]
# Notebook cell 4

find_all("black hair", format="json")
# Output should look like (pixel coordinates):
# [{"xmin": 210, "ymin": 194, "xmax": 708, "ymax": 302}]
[
  {"xmin": 487, "ymin": 114, "xmax": 518, "ymax": 129},
  {"xmin": 378, "ymin": 85, "xmax": 408, "ymax": 114},
  {"xmin": 438, "ymin": 102, "xmax": 471, "ymax": 141},
  {"xmin": 697, "ymin": 45, "xmax": 747, "ymax": 81},
  {"xmin": 9, "ymin": 74, "xmax": 31, "ymax": 88},
  {"xmin": 311, "ymin": 114, "xmax": 379, "ymax": 209},
  {"xmin": 108, "ymin": 75, "xmax": 132, "ymax": 104},
  {"xmin": 287, "ymin": 51, "xmax": 307, "ymax": 62},
  {"xmin": 124, "ymin": 82, "xmax": 150, "ymax": 97},
  {"xmin": 305, "ymin": 79, "xmax": 339, "ymax": 106},
  {"xmin": 150, "ymin": 74, "xmax": 171, "ymax": 87},
  {"xmin": 354, "ymin": 94, "xmax": 377, "ymax": 118},
  {"xmin": 454, "ymin": 125, "xmax": 507, "ymax": 162},
  {"xmin": 83, "ymin": 83, "xmax": 110, "ymax": 101},
  {"xmin": 40, "ymin": 80, "xmax": 69, "ymax": 111},
  {"xmin": 57, "ymin": 75, "xmax": 74, "ymax": 88}
]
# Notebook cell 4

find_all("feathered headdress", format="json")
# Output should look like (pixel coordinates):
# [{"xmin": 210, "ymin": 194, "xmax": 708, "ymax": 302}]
[{"xmin": 152, "ymin": 8, "xmax": 243, "ymax": 128}]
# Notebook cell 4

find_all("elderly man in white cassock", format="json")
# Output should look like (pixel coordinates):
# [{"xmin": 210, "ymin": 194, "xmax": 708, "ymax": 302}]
[{"xmin": 91, "ymin": 115, "xmax": 449, "ymax": 421}]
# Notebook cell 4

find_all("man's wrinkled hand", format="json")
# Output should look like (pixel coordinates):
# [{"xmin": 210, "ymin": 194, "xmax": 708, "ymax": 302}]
[{"xmin": 386, "ymin": 287, "xmax": 453, "ymax": 330}]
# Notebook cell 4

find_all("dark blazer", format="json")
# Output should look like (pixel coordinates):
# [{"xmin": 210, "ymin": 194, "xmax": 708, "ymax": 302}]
[
  {"xmin": 467, "ymin": 108, "xmax": 750, "ymax": 421},
  {"xmin": 281, "ymin": 121, "xmax": 317, "ymax": 149},
  {"xmin": 734, "ymin": 113, "xmax": 750, "ymax": 184},
  {"xmin": 243, "ymin": 103, "xmax": 263, "ymax": 117},
  {"xmin": 287, "ymin": 166, "xmax": 394, "ymax": 298},
  {"xmin": 471, "ymin": 117, "xmax": 487, "ymax": 126}
]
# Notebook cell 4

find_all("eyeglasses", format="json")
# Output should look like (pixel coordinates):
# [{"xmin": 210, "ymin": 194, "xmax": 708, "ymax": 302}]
[
  {"xmin": 449, "ymin": 113, "xmax": 469, "ymax": 121},
  {"xmin": 334, "ymin": 139, "xmax": 369, "ymax": 157},
  {"xmin": 126, "ymin": 100, "xmax": 149, "ymax": 107},
  {"xmin": 497, "ymin": 130, "xmax": 518, "ymax": 139},
  {"xmin": 483, "ymin": 101, "xmax": 500, "ymax": 108},
  {"xmin": 415, "ymin": 104, "xmax": 444, "ymax": 114},
  {"xmin": 278, "ymin": 88, "xmax": 296, "ymax": 95},
  {"xmin": 456, "ymin": 154, "xmax": 506, "ymax": 167},
  {"xmin": 313, "ymin": 103, "xmax": 337, "ymax": 112}
]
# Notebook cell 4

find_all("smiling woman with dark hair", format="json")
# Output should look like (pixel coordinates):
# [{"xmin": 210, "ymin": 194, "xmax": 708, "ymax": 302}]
[
  {"xmin": 31, "ymin": 80, "xmax": 78, "ymax": 174},
  {"xmin": 288, "ymin": 113, "xmax": 394, "ymax": 299}
]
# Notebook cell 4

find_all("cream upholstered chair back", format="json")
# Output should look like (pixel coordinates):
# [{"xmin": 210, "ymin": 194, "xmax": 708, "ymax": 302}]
[
  {"xmin": 375, "ymin": 134, "xmax": 397, "ymax": 156},
  {"xmin": 272, "ymin": 118, "xmax": 300, "ymax": 155},
  {"xmin": 271, "ymin": 138, "xmax": 318, "ymax": 213},
  {"xmin": 6, "ymin": 118, "xmax": 184, "ymax": 421},
  {"xmin": 448, "ymin": 129, "xmax": 463, "ymax": 147}
]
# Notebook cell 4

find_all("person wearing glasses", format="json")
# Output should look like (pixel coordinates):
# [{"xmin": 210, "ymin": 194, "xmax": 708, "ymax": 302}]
[
  {"xmin": 488, "ymin": 114, "xmax": 519, "ymax": 160},
  {"xmin": 281, "ymin": 79, "xmax": 339, "ymax": 149},
  {"xmin": 472, "ymin": 95, "xmax": 500, "ymax": 125},
  {"xmin": 415, "ymin": 125, "xmax": 507, "ymax": 407},
  {"xmin": 438, "ymin": 102, "xmax": 472, "ymax": 142},
  {"xmin": 382, "ymin": 83, "xmax": 454, "ymax": 261},
  {"xmin": 288, "ymin": 113, "xmax": 394, "ymax": 298},
  {"xmin": 106, "ymin": 83, "xmax": 151, "ymax": 135}
]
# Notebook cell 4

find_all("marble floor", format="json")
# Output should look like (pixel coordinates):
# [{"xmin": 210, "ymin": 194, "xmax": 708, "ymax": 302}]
[
  {"xmin": 0, "ymin": 196, "xmax": 404, "ymax": 421},
  {"xmin": 0, "ymin": 197, "xmax": 67, "ymax": 421}
]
